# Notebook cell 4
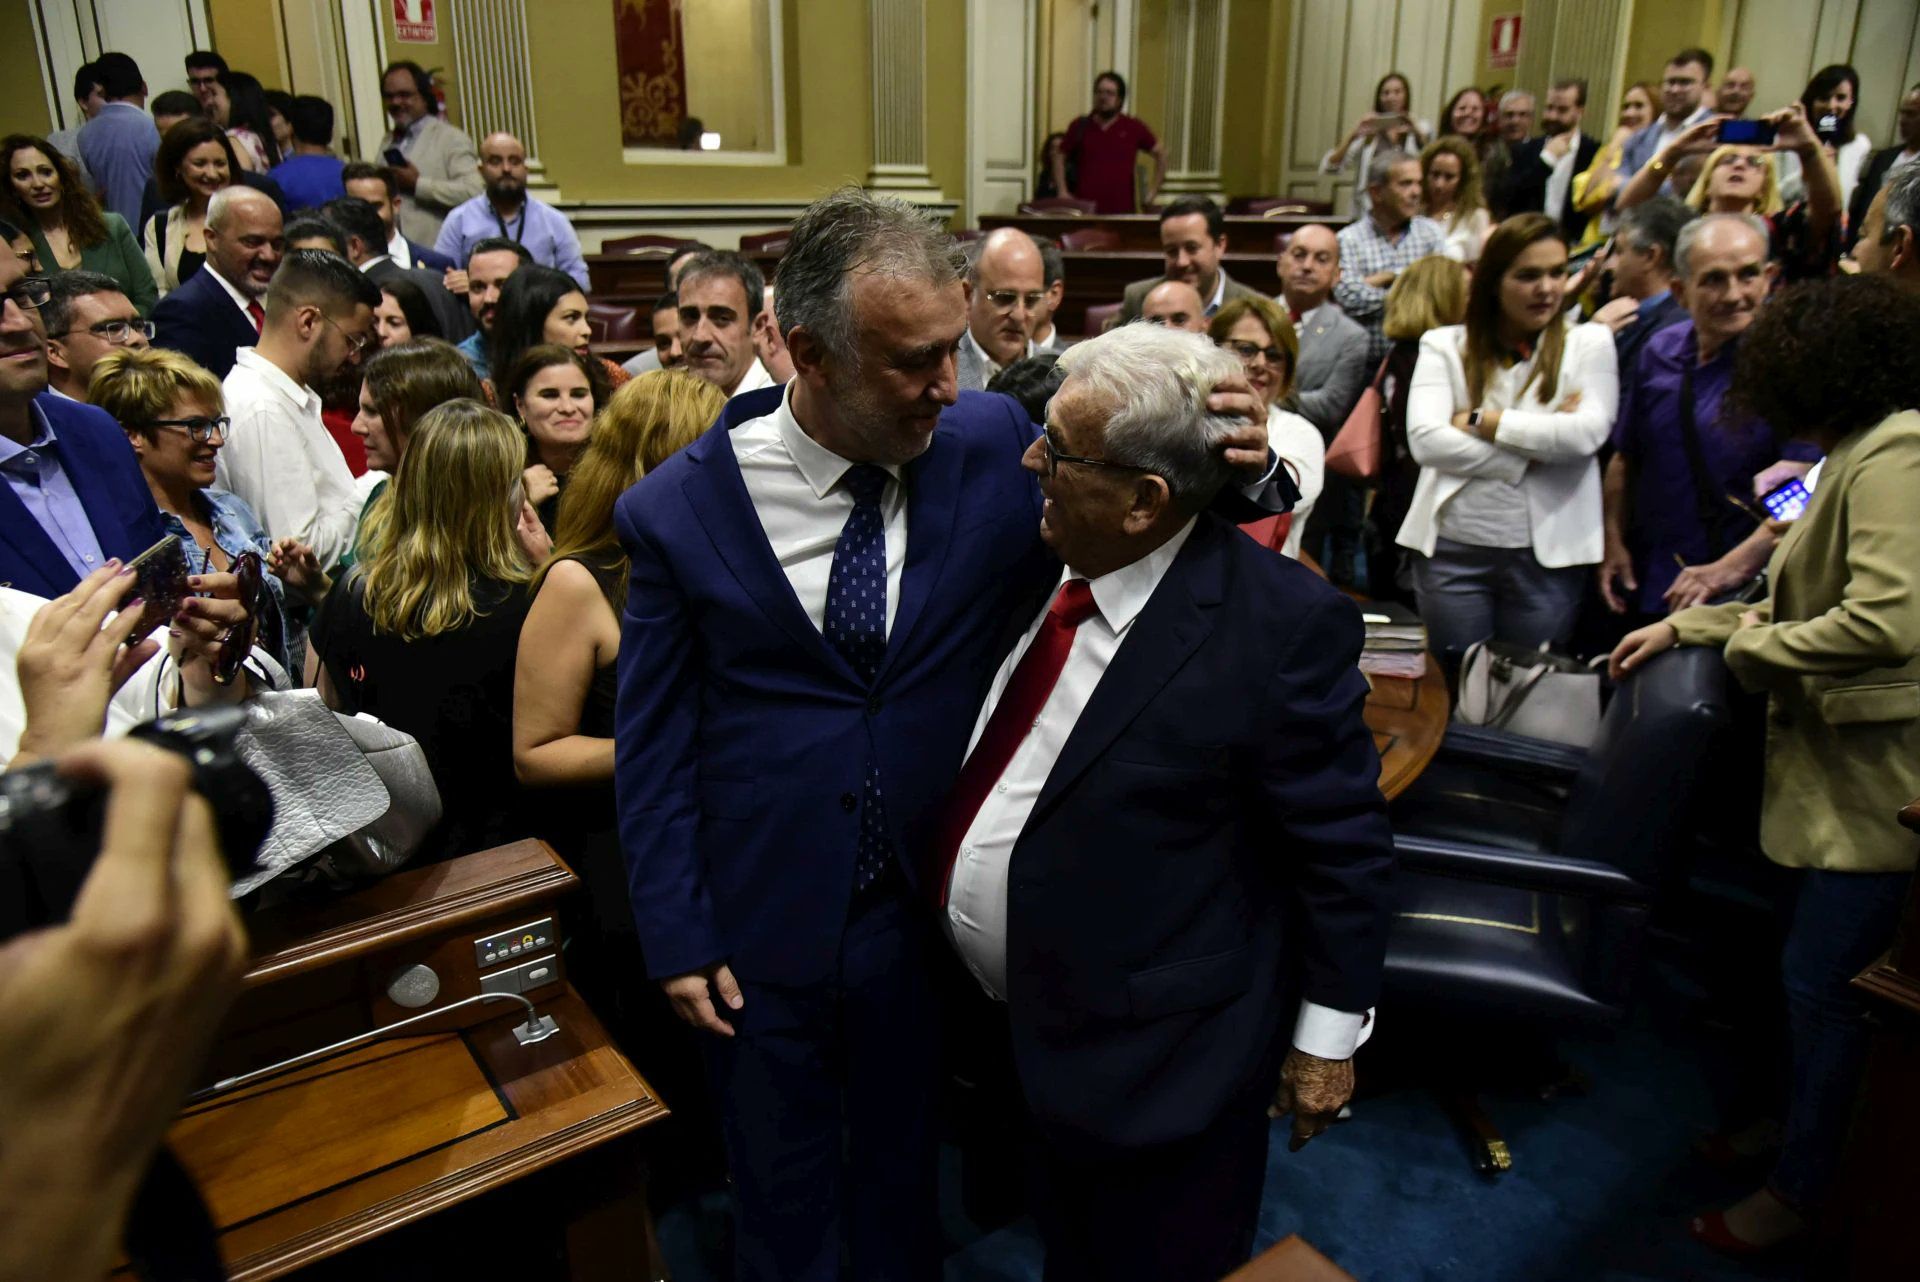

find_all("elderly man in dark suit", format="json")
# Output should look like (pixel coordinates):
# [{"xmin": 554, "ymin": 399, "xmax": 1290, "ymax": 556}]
[
  {"xmin": 930, "ymin": 322, "xmax": 1394, "ymax": 1282},
  {"xmin": 150, "ymin": 187, "xmax": 283, "ymax": 380}
]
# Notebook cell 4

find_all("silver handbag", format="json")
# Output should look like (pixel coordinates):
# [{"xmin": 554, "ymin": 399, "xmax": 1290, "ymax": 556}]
[{"xmin": 1454, "ymin": 640, "xmax": 1606, "ymax": 748}]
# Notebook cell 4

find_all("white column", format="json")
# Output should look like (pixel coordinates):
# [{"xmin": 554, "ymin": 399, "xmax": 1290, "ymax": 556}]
[
  {"xmin": 449, "ymin": 0, "xmax": 554, "ymax": 192},
  {"xmin": 867, "ymin": 0, "xmax": 944, "ymax": 200}
]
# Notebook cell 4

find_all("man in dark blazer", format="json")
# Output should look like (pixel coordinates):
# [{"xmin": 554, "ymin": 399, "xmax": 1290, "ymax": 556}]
[
  {"xmin": 1846, "ymin": 84, "xmax": 1920, "ymax": 252},
  {"xmin": 614, "ymin": 189, "xmax": 1283, "ymax": 1282},
  {"xmin": 324, "ymin": 196, "xmax": 474, "ymax": 342},
  {"xmin": 1278, "ymin": 224, "xmax": 1372, "ymax": 438},
  {"xmin": 930, "ymin": 322, "xmax": 1393, "ymax": 1281},
  {"xmin": 0, "ymin": 244, "xmax": 168, "ymax": 597},
  {"xmin": 1504, "ymin": 79, "xmax": 1603, "ymax": 243},
  {"xmin": 150, "ymin": 187, "xmax": 283, "ymax": 380},
  {"xmin": 1119, "ymin": 197, "xmax": 1266, "ymax": 323}
]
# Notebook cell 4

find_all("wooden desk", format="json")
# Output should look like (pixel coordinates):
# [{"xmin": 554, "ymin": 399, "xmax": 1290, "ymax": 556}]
[
  {"xmin": 148, "ymin": 842, "xmax": 669, "ymax": 1280},
  {"xmin": 1366, "ymin": 661, "xmax": 1449, "ymax": 802},
  {"xmin": 981, "ymin": 212, "xmax": 1349, "ymax": 253}
]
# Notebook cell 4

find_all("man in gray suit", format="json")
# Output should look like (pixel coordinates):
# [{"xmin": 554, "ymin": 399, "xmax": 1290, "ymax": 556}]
[
  {"xmin": 1119, "ymin": 197, "xmax": 1265, "ymax": 323},
  {"xmin": 956, "ymin": 228, "xmax": 1042, "ymax": 391},
  {"xmin": 376, "ymin": 62, "xmax": 483, "ymax": 246},
  {"xmin": 1278, "ymin": 224, "xmax": 1371, "ymax": 440}
]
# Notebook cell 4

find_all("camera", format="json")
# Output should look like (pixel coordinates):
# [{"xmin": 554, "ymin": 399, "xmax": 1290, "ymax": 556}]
[{"xmin": 0, "ymin": 707, "xmax": 275, "ymax": 941}]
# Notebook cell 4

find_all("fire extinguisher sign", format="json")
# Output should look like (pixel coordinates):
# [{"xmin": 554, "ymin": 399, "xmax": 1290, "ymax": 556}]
[
  {"xmin": 395, "ymin": 0, "xmax": 437, "ymax": 43},
  {"xmin": 1489, "ymin": 14, "xmax": 1522, "ymax": 71}
]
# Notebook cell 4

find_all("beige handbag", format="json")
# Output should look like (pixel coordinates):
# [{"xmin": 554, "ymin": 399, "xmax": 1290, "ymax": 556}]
[{"xmin": 1454, "ymin": 641, "xmax": 1606, "ymax": 748}]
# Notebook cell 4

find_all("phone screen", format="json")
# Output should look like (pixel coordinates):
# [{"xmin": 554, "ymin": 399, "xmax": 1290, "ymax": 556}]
[
  {"xmin": 1760, "ymin": 478, "xmax": 1811, "ymax": 522},
  {"xmin": 1717, "ymin": 119, "xmax": 1778, "ymax": 146},
  {"xmin": 383, "ymin": 147, "xmax": 407, "ymax": 167},
  {"xmin": 123, "ymin": 535, "xmax": 191, "ymax": 638}
]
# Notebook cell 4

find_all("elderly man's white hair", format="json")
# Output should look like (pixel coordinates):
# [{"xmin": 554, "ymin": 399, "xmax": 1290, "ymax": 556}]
[{"xmin": 1054, "ymin": 322, "xmax": 1245, "ymax": 503}]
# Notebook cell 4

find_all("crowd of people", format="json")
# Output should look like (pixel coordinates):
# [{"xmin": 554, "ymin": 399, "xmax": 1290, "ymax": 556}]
[{"xmin": 1, "ymin": 42, "xmax": 1917, "ymax": 1282}]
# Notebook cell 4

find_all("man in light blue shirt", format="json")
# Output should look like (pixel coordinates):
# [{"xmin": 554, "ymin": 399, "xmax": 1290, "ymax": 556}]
[
  {"xmin": 1621, "ymin": 48, "xmax": 1716, "ymax": 180},
  {"xmin": 433, "ymin": 133, "xmax": 588, "ymax": 291},
  {"xmin": 76, "ymin": 53, "xmax": 159, "ymax": 235}
]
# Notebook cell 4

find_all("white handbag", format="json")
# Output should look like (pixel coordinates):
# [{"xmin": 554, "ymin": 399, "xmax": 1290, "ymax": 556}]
[{"xmin": 1454, "ymin": 640, "xmax": 1606, "ymax": 748}]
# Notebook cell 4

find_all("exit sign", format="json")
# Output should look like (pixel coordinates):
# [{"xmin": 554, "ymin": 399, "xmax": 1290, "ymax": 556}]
[{"xmin": 395, "ymin": 0, "xmax": 436, "ymax": 43}]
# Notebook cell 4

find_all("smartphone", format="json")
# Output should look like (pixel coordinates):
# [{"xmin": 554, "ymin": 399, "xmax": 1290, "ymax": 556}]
[
  {"xmin": 1814, "ymin": 114, "xmax": 1841, "ymax": 144},
  {"xmin": 122, "ymin": 535, "xmax": 191, "ymax": 639},
  {"xmin": 1565, "ymin": 239, "xmax": 1609, "ymax": 271},
  {"xmin": 1718, "ymin": 119, "xmax": 1778, "ymax": 146},
  {"xmin": 383, "ymin": 147, "xmax": 407, "ymax": 167},
  {"xmin": 1760, "ymin": 477, "xmax": 1812, "ymax": 522}
]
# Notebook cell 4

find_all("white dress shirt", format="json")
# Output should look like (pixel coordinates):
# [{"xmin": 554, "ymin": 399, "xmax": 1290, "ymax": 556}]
[
  {"xmin": 216, "ymin": 349, "xmax": 363, "ymax": 568},
  {"xmin": 730, "ymin": 356, "xmax": 776, "ymax": 398},
  {"xmin": 730, "ymin": 382, "xmax": 906, "ymax": 633},
  {"xmin": 1269, "ymin": 406, "xmax": 1324, "ymax": 560},
  {"xmin": 944, "ymin": 521, "xmax": 1373, "ymax": 1061},
  {"xmin": 1543, "ymin": 139, "xmax": 1580, "ymax": 223},
  {"xmin": 206, "ymin": 264, "xmax": 260, "ymax": 330},
  {"xmin": 387, "ymin": 229, "xmax": 414, "ymax": 269}
]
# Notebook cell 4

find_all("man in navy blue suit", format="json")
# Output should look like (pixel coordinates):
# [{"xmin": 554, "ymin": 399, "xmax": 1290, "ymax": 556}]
[
  {"xmin": 0, "ymin": 242, "xmax": 167, "ymax": 598},
  {"xmin": 614, "ymin": 188, "xmax": 1280, "ymax": 1280},
  {"xmin": 932, "ymin": 323, "xmax": 1394, "ymax": 1280},
  {"xmin": 151, "ymin": 187, "xmax": 285, "ymax": 380}
]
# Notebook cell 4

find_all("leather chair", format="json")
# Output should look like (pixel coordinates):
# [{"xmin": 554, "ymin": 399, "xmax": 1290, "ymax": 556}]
[
  {"xmin": 1019, "ymin": 196, "xmax": 1097, "ymax": 215},
  {"xmin": 1383, "ymin": 646, "xmax": 1734, "ymax": 1171},
  {"xmin": 739, "ymin": 229, "xmax": 792, "ymax": 254},
  {"xmin": 586, "ymin": 301, "xmax": 643, "ymax": 343},
  {"xmin": 1250, "ymin": 197, "xmax": 1334, "ymax": 216},
  {"xmin": 601, "ymin": 233, "xmax": 695, "ymax": 255},
  {"xmin": 1059, "ymin": 227, "xmax": 1123, "ymax": 251},
  {"xmin": 1082, "ymin": 301, "xmax": 1122, "ymax": 336}
]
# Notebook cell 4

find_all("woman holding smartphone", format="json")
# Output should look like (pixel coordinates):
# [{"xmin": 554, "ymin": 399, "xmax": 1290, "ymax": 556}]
[
  {"xmin": 1611, "ymin": 276, "xmax": 1920, "ymax": 1256},
  {"xmin": 1323, "ymin": 72, "xmax": 1431, "ymax": 216},
  {"xmin": 1395, "ymin": 213, "xmax": 1619, "ymax": 661}
]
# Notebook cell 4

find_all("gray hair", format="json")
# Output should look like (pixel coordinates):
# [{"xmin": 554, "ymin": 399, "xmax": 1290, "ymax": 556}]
[
  {"xmin": 42, "ymin": 270, "xmax": 128, "ymax": 337},
  {"xmin": 1614, "ymin": 196, "xmax": 1695, "ymax": 267},
  {"xmin": 775, "ymin": 186, "xmax": 964, "ymax": 366},
  {"xmin": 1673, "ymin": 211, "xmax": 1772, "ymax": 278},
  {"xmin": 1054, "ymin": 323, "xmax": 1243, "ymax": 503},
  {"xmin": 1365, "ymin": 150, "xmax": 1416, "ymax": 191},
  {"xmin": 1880, "ymin": 162, "xmax": 1920, "ymax": 246},
  {"xmin": 1500, "ymin": 89, "xmax": 1535, "ymax": 111}
]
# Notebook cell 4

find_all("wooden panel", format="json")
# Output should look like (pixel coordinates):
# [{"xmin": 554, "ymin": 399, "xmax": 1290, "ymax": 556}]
[
  {"xmin": 1367, "ymin": 663, "xmax": 1450, "ymax": 802},
  {"xmin": 969, "ymin": 0, "xmax": 1037, "ymax": 218}
]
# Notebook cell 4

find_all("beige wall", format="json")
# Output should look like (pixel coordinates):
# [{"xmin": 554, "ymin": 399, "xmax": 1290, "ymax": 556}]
[
  {"xmin": 208, "ymin": 0, "xmax": 289, "ymax": 92},
  {"xmin": 682, "ymin": 0, "xmax": 770, "ymax": 152},
  {"xmin": 1, "ymin": 5, "xmax": 55, "ymax": 140}
]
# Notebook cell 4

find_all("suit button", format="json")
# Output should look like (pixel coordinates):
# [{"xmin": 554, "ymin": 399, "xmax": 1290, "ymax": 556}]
[
  {"xmin": 866, "ymin": 696, "xmax": 882, "ymax": 716},
  {"xmin": 840, "ymin": 792, "xmax": 857, "ymax": 812}
]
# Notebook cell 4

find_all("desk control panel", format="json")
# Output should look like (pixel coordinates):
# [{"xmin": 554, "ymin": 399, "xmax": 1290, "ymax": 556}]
[
  {"xmin": 474, "ymin": 917, "xmax": 556, "ymax": 969},
  {"xmin": 479, "ymin": 953, "xmax": 561, "ymax": 997}
]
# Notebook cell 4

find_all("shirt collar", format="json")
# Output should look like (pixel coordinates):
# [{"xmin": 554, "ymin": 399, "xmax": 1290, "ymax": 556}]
[
  {"xmin": 361, "ymin": 254, "xmax": 393, "ymax": 272},
  {"xmin": 0, "ymin": 402, "xmax": 57, "ymax": 469},
  {"xmin": 731, "ymin": 356, "xmax": 775, "ymax": 396},
  {"xmin": 1072, "ymin": 517, "xmax": 1198, "ymax": 634},
  {"xmin": 232, "ymin": 348, "xmax": 318, "ymax": 409},
  {"xmin": 774, "ymin": 381, "xmax": 905, "ymax": 499},
  {"xmin": 1204, "ymin": 271, "xmax": 1228, "ymax": 315},
  {"xmin": 1637, "ymin": 288, "xmax": 1672, "ymax": 317},
  {"xmin": 387, "ymin": 230, "xmax": 411, "ymax": 264}
]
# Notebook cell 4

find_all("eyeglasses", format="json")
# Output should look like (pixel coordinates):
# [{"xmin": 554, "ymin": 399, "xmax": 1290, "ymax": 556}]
[
  {"xmin": 320, "ymin": 312, "xmax": 376, "ymax": 356},
  {"xmin": 1222, "ymin": 338, "xmax": 1288, "ymax": 367},
  {"xmin": 986, "ymin": 289, "xmax": 1047, "ymax": 313},
  {"xmin": 144, "ymin": 415, "xmax": 230, "ymax": 444},
  {"xmin": 3, "ymin": 275, "xmax": 52, "ymax": 312},
  {"xmin": 1720, "ymin": 154, "xmax": 1768, "ymax": 171},
  {"xmin": 49, "ymin": 318, "xmax": 155, "ymax": 344},
  {"xmin": 1040, "ymin": 423, "xmax": 1149, "ymax": 479}
]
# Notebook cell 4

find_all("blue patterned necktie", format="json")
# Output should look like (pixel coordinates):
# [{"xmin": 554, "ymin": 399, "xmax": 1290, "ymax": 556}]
[{"xmin": 825, "ymin": 464, "xmax": 894, "ymax": 889}]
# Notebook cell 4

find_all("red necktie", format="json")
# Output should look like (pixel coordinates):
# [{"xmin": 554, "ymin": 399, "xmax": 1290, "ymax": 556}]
[
  {"xmin": 1289, "ymin": 307, "xmax": 1303, "ymax": 325},
  {"xmin": 246, "ymin": 299, "xmax": 264, "ymax": 333},
  {"xmin": 929, "ymin": 579, "xmax": 1098, "ymax": 906}
]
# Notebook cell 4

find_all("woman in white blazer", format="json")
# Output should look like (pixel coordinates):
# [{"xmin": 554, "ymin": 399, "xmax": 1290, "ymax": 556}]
[{"xmin": 1395, "ymin": 213, "xmax": 1619, "ymax": 660}]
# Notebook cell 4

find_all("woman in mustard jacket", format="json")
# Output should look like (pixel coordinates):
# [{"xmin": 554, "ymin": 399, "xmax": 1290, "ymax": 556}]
[{"xmin": 1613, "ymin": 275, "xmax": 1920, "ymax": 1254}]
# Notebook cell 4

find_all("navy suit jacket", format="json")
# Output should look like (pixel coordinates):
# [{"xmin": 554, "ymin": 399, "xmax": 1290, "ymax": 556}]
[
  {"xmin": 997, "ymin": 514, "xmax": 1393, "ymax": 1151},
  {"xmin": 405, "ymin": 238, "xmax": 457, "ymax": 274},
  {"xmin": 0, "ymin": 394, "xmax": 169, "ymax": 598},
  {"xmin": 614, "ymin": 387, "xmax": 1059, "ymax": 985},
  {"xmin": 151, "ymin": 269, "xmax": 258, "ymax": 380},
  {"xmin": 1504, "ymin": 133, "xmax": 1603, "ymax": 242}
]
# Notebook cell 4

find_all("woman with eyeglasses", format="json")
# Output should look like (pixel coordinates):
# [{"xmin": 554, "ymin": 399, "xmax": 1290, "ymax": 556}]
[
  {"xmin": 1396, "ymin": 214, "xmax": 1620, "ymax": 662},
  {"xmin": 312, "ymin": 399, "xmax": 539, "ymax": 866},
  {"xmin": 1616, "ymin": 103, "xmax": 1841, "ymax": 282},
  {"xmin": 2, "ymin": 134, "xmax": 157, "ymax": 315},
  {"xmin": 142, "ymin": 119, "xmax": 241, "ymax": 295},
  {"xmin": 1205, "ymin": 296, "xmax": 1323, "ymax": 559},
  {"xmin": 88, "ymin": 346, "xmax": 291, "ymax": 673}
]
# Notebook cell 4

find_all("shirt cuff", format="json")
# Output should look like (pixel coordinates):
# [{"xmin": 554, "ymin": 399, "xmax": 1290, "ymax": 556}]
[
  {"xmin": 1293, "ymin": 1001, "xmax": 1374, "ymax": 1061},
  {"xmin": 1240, "ymin": 448, "xmax": 1281, "ymax": 496}
]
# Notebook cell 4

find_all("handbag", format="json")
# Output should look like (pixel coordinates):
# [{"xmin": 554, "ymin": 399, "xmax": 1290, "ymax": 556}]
[
  {"xmin": 1454, "ymin": 640, "xmax": 1606, "ymax": 748},
  {"xmin": 1325, "ymin": 355, "xmax": 1390, "ymax": 481}
]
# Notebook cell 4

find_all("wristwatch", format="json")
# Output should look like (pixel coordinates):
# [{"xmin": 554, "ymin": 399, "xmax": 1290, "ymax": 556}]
[{"xmin": 1467, "ymin": 408, "xmax": 1485, "ymax": 437}]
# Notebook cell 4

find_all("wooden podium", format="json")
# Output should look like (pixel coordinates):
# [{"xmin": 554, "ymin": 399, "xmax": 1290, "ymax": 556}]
[{"xmin": 139, "ymin": 841, "xmax": 669, "ymax": 1280}]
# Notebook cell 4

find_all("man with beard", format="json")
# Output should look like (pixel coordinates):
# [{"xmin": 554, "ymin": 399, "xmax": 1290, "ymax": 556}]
[
  {"xmin": 1622, "ymin": 48, "xmax": 1716, "ymax": 181},
  {"xmin": 374, "ymin": 61, "xmax": 480, "ymax": 245},
  {"xmin": 215, "ymin": 250, "xmax": 379, "ymax": 569},
  {"xmin": 434, "ymin": 132, "xmax": 588, "ymax": 290},
  {"xmin": 613, "ymin": 186, "xmax": 1283, "ymax": 1281},
  {"xmin": 1054, "ymin": 71, "xmax": 1166, "ymax": 214},
  {"xmin": 1504, "ymin": 79, "xmax": 1602, "ymax": 241},
  {"xmin": 957, "ymin": 229, "xmax": 1043, "ymax": 391},
  {"xmin": 1119, "ymin": 198, "xmax": 1264, "ymax": 323},
  {"xmin": 0, "ymin": 240, "xmax": 167, "ymax": 597},
  {"xmin": 151, "ymin": 187, "xmax": 284, "ymax": 380},
  {"xmin": 453, "ymin": 237, "xmax": 533, "ymax": 382}
]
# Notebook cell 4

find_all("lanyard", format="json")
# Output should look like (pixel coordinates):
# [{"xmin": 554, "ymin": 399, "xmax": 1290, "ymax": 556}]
[{"xmin": 492, "ymin": 203, "xmax": 526, "ymax": 244}]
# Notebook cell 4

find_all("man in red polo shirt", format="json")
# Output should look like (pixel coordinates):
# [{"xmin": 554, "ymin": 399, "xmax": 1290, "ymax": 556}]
[{"xmin": 1052, "ymin": 71, "xmax": 1166, "ymax": 214}]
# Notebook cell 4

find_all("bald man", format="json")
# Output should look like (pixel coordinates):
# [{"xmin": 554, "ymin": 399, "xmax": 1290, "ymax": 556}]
[
  {"xmin": 151, "ymin": 186, "xmax": 284, "ymax": 379},
  {"xmin": 1139, "ymin": 279, "xmax": 1208, "ymax": 331},
  {"xmin": 1280, "ymin": 224, "xmax": 1371, "ymax": 437},
  {"xmin": 433, "ymin": 130, "xmax": 589, "ymax": 289},
  {"xmin": 956, "ymin": 228, "xmax": 1045, "ymax": 390},
  {"xmin": 1716, "ymin": 67, "xmax": 1757, "ymax": 119}
]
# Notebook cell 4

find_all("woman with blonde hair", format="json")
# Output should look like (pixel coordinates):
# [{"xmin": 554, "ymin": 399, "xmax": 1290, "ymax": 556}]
[
  {"xmin": 313, "ymin": 399, "xmax": 538, "ymax": 864},
  {"xmin": 1420, "ymin": 135, "xmax": 1491, "ymax": 263},
  {"xmin": 512, "ymin": 369, "xmax": 724, "ymax": 1033},
  {"xmin": 1397, "ymin": 215, "xmax": 1619, "ymax": 659},
  {"xmin": 1206, "ymin": 295, "xmax": 1323, "ymax": 558},
  {"xmin": 1569, "ymin": 81, "xmax": 1658, "ymax": 247}
]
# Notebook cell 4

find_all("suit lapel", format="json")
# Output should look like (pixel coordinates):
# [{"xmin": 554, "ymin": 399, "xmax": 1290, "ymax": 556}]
[
  {"xmin": 680, "ymin": 393, "xmax": 859, "ymax": 683},
  {"xmin": 55, "ymin": 418, "xmax": 133, "ymax": 558},
  {"xmin": 1028, "ymin": 520, "xmax": 1227, "ymax": 824}
]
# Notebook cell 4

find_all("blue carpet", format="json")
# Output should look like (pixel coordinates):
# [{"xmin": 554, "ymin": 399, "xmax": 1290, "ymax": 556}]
[{"xmin": 659, "ymin": 993, "xmax": 1812, "ymax": 1282}]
